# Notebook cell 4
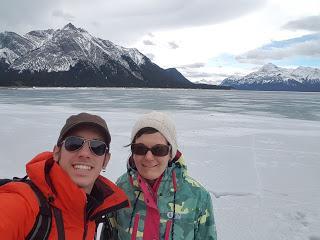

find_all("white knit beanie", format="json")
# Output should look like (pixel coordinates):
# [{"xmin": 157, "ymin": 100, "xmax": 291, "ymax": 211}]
[{"xmin": 131, "ymin": 111, "xmax": 178, "ymax": 158}]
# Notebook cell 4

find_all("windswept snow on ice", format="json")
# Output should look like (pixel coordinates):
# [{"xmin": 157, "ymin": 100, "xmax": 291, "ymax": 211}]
[{"xmin": 0, "ymin": 88, "xmax": 319, "ymax": 240}]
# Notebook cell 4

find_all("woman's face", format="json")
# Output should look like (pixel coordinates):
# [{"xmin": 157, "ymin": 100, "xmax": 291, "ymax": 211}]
[{"xmin": 133, "ymin": 132, "xmax": 171, "ymax": 184}]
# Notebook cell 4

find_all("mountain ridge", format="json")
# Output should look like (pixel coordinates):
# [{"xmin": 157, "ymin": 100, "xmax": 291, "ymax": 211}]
[
  {"xmin": 0, "ymin": 23, "xmax": 228, "ymax": 89},
  {"xmin": 220, "ymin": 63, "xmax": 320, "ymax": 92}
]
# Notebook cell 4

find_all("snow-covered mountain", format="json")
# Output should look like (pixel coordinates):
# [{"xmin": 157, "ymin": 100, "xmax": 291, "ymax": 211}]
[
  {"xmin": 220, "ymin": 63, "xmax": 320, "ymax": 91},
  {"xmin": 11, "ymin": 23, "xmax": 146, "ymax": 76},
  {"xmin": 0, "ymin": 31, "xmax": 37, "ymax": 64},
  {"xmin": 0, "ymin": 23, "xmax": 220, "ymax": 88}
]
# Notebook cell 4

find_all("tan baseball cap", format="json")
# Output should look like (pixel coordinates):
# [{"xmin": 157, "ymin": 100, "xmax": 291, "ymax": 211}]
[{"xmin": 57, "ymin": 112, "xmax": 111, "ymax": 145}]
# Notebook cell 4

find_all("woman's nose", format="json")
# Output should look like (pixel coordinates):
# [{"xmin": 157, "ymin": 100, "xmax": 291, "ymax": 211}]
[{"xmin": 144, "ymin": 149, "xmax": 154, "ymax": 160}]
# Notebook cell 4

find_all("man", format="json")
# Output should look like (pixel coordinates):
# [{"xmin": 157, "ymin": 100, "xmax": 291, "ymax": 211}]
[{"xmin": 0, "ymin": 112, "xmax": 129, "ymax": 239}]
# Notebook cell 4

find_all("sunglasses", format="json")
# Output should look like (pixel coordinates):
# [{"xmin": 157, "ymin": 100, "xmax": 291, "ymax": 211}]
[
  {"xmin": 61, "ymin": 136, "xmax": 109, "ymax": 156},
  {"xmin": 131, "ymin": 143, "xmax": 171, "ymax": 157}
]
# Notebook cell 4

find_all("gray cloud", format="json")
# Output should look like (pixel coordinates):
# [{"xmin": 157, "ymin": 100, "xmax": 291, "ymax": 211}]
[
  {"xmin": 182, "ymin": 69, "xmax": 229, "ymax": 79},
  {"xmin": 143, "ymin": 40, "xmax": 155, "ymax": 45},
  {"xmin": 236, "ymin": 37, "xmax": 320, "ymax": 64},
  {"xmin": 180, "ymin": 62, "xmax": 205, "ymax": 68},
  {"xmin": 0, "ymin": 0, "xmax": 59, "ymax": 34},
  {"xmin": 283, "ymin": 15, "xmax": 320, "ymax": 32},
  {"xmin": 52, "ymin": 10, "xmax": 75, "ymax": 21},
  {"xmin": 168, "ymin": 41, "xmax": 179, "ymax": 49},
  {"xmin": 0, "ymin": 0, "xmax": 266, "ymax": 45}
]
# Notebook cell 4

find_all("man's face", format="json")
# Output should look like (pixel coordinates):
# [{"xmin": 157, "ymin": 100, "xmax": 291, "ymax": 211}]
[{"xmin": 53, "ymin": 125, "xmax": 110, "ymax": 194}]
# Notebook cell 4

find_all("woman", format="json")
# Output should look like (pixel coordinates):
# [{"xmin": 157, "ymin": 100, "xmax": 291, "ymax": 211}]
[{"xmin": 109, "ymin": 111, "xmax": 217, "ymax": 240}]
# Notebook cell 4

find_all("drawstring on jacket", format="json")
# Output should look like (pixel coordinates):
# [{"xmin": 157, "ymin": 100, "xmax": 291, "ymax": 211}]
[
  {"xmin": 128, "ymin": 190, "xmax": 141, "ymax": 234},
  {"xmin": 171, "ymin": 170, "xmax": 177, "ymax": 240}
]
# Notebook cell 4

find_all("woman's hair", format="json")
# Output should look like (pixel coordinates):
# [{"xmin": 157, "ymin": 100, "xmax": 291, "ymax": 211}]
[
  {"xmin": 131, "ymin": 127, "xmax": 159, "ymax": 144},
  {"xmin": 127, "ymin": 127, "xmax": 159, "ymax": 170}
]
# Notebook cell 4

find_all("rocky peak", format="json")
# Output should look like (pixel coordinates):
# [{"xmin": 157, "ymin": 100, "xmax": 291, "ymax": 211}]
[
  {"xmin": 259, "ymin": 63, "xmax": 280, "ymax": 72},
  {"xmin": 61, "ymin": 23, "xmax": 80, "ymax": 32}
]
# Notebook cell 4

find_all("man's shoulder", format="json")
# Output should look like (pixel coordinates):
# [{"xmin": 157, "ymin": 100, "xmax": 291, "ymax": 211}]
[{"xmin": 0, "ymin": 180, "xmax": 40, "ymax": 214}]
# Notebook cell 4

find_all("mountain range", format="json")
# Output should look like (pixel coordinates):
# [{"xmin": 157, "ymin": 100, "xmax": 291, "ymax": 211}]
[
  {"xmin": 220, "ymin": 63, "xmax": 320, "ymax": 92},
  {"xmin": 0, "ymin": 23, "xmax": 228, "ymax": 89}
]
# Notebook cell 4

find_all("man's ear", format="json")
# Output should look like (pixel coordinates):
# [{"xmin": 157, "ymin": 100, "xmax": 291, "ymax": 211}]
[
  {"xmin": 102, "ymin": 153, "xmax": 111, "ymax": 169},
  {"xmin": 53, "ymin": 145, "xmax": 61, "ymax": 162}
]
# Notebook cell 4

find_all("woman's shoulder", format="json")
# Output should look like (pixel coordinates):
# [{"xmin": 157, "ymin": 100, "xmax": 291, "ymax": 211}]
[
  {"xmin": 180, "ymin": 174, "xmax": 211, "ymax": 199},
  {"xmin": 116, "ymin": 172, "xmax": 131, "ymax": 187}
]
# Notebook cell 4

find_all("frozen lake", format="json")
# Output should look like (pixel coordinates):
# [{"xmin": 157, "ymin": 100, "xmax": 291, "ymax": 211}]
[{"xmin": 0, "ymin": 88, "xmax": 319, "ymax": 240}]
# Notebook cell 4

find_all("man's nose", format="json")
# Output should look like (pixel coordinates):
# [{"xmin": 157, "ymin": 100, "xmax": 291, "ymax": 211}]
[{"xmin": 78, "ymin": 141, "xmax": 92, "ymax": 157}]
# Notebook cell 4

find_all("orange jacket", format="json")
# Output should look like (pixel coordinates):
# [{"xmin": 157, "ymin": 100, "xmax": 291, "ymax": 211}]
[{"xmin": 0, "ymin": 151, "xmax": 129, "ymax": 239}]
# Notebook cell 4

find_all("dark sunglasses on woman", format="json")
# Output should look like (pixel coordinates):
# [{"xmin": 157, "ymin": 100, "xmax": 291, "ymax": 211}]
[
  {"xmin": 60, "ymin": 136, "xmax": 109, "ymax": 156},
  {"xmin": 131, "ymin": 143, "xmax": 171, "ymax": 157}
]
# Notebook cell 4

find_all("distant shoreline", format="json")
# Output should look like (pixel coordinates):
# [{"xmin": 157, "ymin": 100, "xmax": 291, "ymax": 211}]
[{"xmin": 0, "ymin": 85, "xmax": 232, "ymax": 90}]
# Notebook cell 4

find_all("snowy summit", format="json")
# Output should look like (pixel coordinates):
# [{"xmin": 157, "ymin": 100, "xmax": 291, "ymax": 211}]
[{"xmin": 221, "ymin": 63, "xmax": 320, "ymax": 91}]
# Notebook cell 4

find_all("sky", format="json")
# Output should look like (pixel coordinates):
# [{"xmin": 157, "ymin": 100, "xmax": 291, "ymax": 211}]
[{"xmin": 0, "ymin": 0, "xmax": 319, "ymax": 84}]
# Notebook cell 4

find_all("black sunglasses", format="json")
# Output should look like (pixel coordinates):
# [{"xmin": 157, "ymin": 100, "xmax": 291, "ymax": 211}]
[
  {"xmin": 131, "ymin": 143, "xmax": 171, "ymax": 157},
  {"xmin": 61, "ymin": 136, "xmax": 109, "ymax": 156}
]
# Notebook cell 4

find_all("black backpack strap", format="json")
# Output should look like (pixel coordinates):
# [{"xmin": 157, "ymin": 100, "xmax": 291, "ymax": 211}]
[
  {"xmin": 25, "ymin": 181, "xmax": 52, "ymax": 240},
  {"xmin": 53, "ymin": 207, "xmax": 65, "ymax": 240},
  {"xmin": 0, "ymin": 179, "xmax": 13, "ymax": 185}
]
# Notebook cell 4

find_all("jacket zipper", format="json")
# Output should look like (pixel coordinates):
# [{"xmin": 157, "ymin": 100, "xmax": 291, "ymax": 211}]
[{"xmin": 83, "ymin": 202, "xmax": 88, "ymax": 240}]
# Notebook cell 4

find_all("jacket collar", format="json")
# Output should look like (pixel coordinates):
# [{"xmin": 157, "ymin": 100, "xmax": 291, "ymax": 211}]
[{"xmin": 26, "ymin": 151, "xmax": 129, "ymax": 221}]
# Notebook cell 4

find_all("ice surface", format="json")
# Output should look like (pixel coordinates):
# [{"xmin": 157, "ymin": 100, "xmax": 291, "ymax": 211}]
[{"xmin": 0, "ymin": 88, "xmax": 319, "ymax": 239}]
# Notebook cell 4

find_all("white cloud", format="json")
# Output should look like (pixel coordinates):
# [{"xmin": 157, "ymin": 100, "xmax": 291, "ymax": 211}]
[
  {"xmin": 52, "ymin": 10, "xmax": 75, "ymax": 21},
  {"xmin": 145, "ymin": 53, "xmax": 155, "ymax": 61}
]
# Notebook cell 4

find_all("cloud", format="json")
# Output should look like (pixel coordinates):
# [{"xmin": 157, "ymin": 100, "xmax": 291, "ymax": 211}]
[
  {"xmin": 168, "ymin": 41, "xmax": 179, "ymax": 49},
  {"xmin": 283, "ymin": 15, "xmax": 320, "ymax": 32},
  {"xmin": 0, "ymin": 0, "xmax": 59, "ymax": 33},
  {"xmin": 145, "ymin": 53, "xmax": 155, "ymax": 60},
  {"xmin": 178, "ymin": 62, "xmax": 206, "ymax": 69},
  {"xmin": 143, "ymin": 40, "xmax": 155, "ymax": 46},
  {"xmin": 0, "ymin": 0, "xmax": 266, "ymax": 44},
  {"xmin": 52, "ymin": 10, "xmax": 75, "ymax": 21},
  {"xmin": 182, "ymin": 69, "xmax": 229, "ymax": 79},
  {"xmin": 236, "ymin": 34, "xmax": 320, "ymax": 64}
]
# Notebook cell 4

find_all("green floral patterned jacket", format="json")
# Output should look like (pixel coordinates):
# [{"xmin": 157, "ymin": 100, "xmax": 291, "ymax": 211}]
[{"xmin": 114, "ymin": 151, "xmax": 217, "ymax": 240}]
